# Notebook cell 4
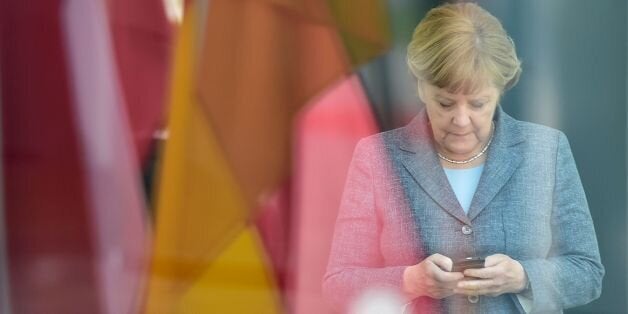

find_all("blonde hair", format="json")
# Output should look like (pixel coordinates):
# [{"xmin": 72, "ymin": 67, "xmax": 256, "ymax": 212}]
[{"xmin": 406, "ymin": 2, "xmax": 521, "ymax": 94}]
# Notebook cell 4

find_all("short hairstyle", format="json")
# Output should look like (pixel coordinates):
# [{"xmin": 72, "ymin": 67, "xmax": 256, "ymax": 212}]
[{"xmin": 406, "ymin": 2, "xmax": 522, "ymax": 94}]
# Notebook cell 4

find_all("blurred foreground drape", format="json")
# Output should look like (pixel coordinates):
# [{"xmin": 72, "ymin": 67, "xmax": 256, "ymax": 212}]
[
  {"xmin": 106, "ymin": 0, "xmax": 173, "ymax": 166},
  {"xmin": 143, "ymin": 3, "xmax": 282, "ymax": 312},
  {"xmin": 1, "ymin": 0, "xmax": 150, "ymax": 313},
  {"xmin": 196, "ymin": 0, "xmax": 390, "ymax": 207},
  {"xmin": 0, "ymin": 0, "xmax": 392, "ymax": 312},
  {"xmin": 288, "ymin": 75, "xmax": 380, "ymax": 314},
  {"xmin": 0, "ymin": 60, "xmax": 10, "ymax": 314},
  {"xmin": 145, "ymin": 0, "xmax": 391, "ymax": 313}
]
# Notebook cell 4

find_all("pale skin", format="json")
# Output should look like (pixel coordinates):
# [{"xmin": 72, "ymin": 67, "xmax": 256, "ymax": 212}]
[
  {"xmin": 402, "ymin": 81, "xmax": 528, "ymax": 299},
  {"xmin": 420, "ymin": 80, "xmax": 497, "ymax": 169}
]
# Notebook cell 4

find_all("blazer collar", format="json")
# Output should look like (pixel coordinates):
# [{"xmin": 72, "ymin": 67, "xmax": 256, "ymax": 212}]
[{"xmin": 398, "ymin": 106, "xmax": 525, "ymax": 224}]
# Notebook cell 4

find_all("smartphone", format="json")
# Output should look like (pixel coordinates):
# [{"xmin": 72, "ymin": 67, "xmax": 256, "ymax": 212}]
[{"xmin": 452, "ymin": 257, "xmax": 485, "ymax": 272}]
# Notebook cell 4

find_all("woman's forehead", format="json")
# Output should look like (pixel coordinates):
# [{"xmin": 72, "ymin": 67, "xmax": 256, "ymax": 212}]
[{"xmin": 427, "ymin": 82, "xmax": 497, "ymax": 99}]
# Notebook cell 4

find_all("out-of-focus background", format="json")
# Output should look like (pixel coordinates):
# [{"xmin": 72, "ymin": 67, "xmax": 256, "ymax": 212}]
[{"xmin": 0, "ymin": 0, "xmax": 625, "ymax": 313}]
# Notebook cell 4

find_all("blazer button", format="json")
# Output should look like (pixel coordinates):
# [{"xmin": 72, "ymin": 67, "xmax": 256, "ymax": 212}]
[
  {"xmin": 461, "ymin": 225, "xmax": 473, "ymax": 235},
  {"xmin": 468, "ymin": 295, "xmax": 479, "ymax": 303}
]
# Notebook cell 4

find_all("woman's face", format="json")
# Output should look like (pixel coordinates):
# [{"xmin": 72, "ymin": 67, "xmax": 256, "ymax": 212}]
[{"xmin": 418, "ymin": 81, "xmax": 500, "ymax": 160}]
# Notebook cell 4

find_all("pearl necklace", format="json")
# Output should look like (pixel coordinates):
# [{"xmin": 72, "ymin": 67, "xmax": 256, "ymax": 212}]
[{"xmin": 437, "ymin": 122, "xmax": 495, "ymax": 164}]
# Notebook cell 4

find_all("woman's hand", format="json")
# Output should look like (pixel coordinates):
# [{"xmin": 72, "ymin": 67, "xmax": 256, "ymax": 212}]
[
  {"xmin": 454, "ymin": 254, "xmax": 528, "ymax": 297},
  {"xmin": 403, "ymin": 253, "xmax": 465, "ymax": 299}
]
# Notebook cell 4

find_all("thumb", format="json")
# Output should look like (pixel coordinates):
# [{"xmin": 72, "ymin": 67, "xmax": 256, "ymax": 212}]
[
  {"xmin": 428, "ymin": 253, "xmax": 454, "ymax": 272},
  {"xmin": 484, "ymin": 254, "xmax": 507, "ymax": 267}
]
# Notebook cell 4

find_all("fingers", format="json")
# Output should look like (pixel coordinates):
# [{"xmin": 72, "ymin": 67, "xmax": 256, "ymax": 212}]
[
  {"xmin": 463, "ymin": 265, "xmax": 500, "ymax": 279},
  {"xmin": 464, "ymin": 254, "xmax": 508, "ymax": 278},
  {"xmin": 457, "ymin": 279, "xmax": 497, "ymax": 290},
  {"xmin": 428, "ymin": 253, "xmax": 454, "ymax": 272},
  {"xmin": 426, "ymin": 253, "xmax": 464, "ymax": 283},
  {"xmin": 408, "ymin": 254, "xmax": 465, "ymax": 299},
  {"xmin": 426, "ymin": 263, "xmax": 464, "ymax": 283},
  {"xmin": 432, "ymin": 267, "xmax": 465, "ymax": 282},
  {"xmin": 484, "ymin": 253, "xmax": 508, "ymax": 267},
  {"xmin": 409, "ymin": 253, "xmax": 525, "ymax": 298},
  {"xmin": 429, "ymin": 287, "xmax": 457, "ymax": 299},
  {"xmin": 425, "ymin": 254, "xmax": 464, "ymax": 282},
  {"xmin": 405, "ymin": 255, "xmax": 464, "ymax": 299},
  {"xmin": 457, "ymin": 254, "xmax": 526, "ymax": 296},
  {"xmin": 454, "ymin": 279, "xmax": 501, "ymax": 296}
]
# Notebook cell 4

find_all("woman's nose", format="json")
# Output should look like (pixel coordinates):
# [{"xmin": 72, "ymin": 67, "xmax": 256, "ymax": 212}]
[{"xmin": 452, "ymin": 108, "xmax": 471, "ymax": 127}]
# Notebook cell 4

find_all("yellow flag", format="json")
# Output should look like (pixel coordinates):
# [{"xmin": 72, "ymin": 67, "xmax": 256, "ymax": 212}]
[{"xmin": 143, "ymin": 2, "xmax": 281, "ymax": 313}]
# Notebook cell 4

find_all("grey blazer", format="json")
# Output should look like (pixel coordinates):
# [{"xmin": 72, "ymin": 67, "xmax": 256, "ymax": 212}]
[{"xmin": 323, "ymin": 106, "xmax": 604, "ymax": 313}]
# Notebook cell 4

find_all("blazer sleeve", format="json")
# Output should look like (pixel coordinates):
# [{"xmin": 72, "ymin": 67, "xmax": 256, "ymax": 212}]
[
  {"xmin": 322, "ymin": 138, "xmax": 409, "ymax": 312},
  {"xmin": 519, "ymin": 132, "xmax": 605, "ymax": 312}
]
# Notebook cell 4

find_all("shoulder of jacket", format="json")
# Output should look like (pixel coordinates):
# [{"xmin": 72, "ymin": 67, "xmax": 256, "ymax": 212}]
[
  {"xmin": 515, "ymin": 120, "xmax": 565, "ymax": 146},
  {"xmin": 356, "ymin": 126, "xmax": 405, "ymax": 148}
]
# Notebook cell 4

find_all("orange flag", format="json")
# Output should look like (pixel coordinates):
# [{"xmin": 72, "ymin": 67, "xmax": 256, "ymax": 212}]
[
  {"xmin": 197, "ymin": 0, "xmax": 391, "ymax": 210},
  {"xmin": 145, "ymin": 0, "xmax": 391, "ymax": 312},
  {"xmin": 144, "ymin": 3, "xmax": 281, "ymax": 313}
]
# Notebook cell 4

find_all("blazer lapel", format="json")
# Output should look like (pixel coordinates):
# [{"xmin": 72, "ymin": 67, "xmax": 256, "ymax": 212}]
[
  {"xmin": 398, "ymin": 110, "xmax": 471, "ymax": 225},
  {"xmin": 467, "ymin": 106, "xmax": 525, "ymax": 221}
]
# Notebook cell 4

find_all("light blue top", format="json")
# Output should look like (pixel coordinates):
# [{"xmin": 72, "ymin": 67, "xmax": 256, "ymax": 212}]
[{"xmin": 443, "ymin": 164, "xmax": 485, "ymax": 214}]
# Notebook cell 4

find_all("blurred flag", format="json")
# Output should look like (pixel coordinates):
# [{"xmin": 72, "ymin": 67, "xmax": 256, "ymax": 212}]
[
  {"xmin": 1, "ymin": 0, "xmax": 149, "ymax": 313},
  {"xmin": 143, "ymin": 2, "xmax": 281, "ymax": 313},
  {"xmin": 0, "ymin": 61, "xmax": 11, "ymax": 314},
  {"xmin": 197, "ymin": 0, "xmax": 391, "ymax": 210},
  {"xmin": 327, "ymin": 1, "xmax": 392, "ymax": 65},
  {"xmin": 63, "ymin": 0, "xmax": 151, "ymax": 312},
  {"xmin": 145, "ymin": 0, "xmax": 391, "ymax": 312},
  {"xmin": 254, "ymin": 183, "xmax": 291, "ymax": 296},
  {"xmin": 288, "ymin": 75, "xmax": 380, "ymax": 314},
  {"xmin": 196, "ymin": 0, "xmax": 391, "ymax": 302},
  {"xmin": 106, "ymin": 0, "xmax": 173, "ymax": 166}
]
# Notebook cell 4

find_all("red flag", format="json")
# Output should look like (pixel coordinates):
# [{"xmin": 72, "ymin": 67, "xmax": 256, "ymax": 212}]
[
  {"xmin": 106, "ymin": 0, "xmax": 173, "ymax": 165},
  {"xmin": 288, "ymin": 75, "xmax": 380, "ymax": 313},
  {"xmin": 1, "ymin": 0, "xmax": 149, "ymax": 312}
]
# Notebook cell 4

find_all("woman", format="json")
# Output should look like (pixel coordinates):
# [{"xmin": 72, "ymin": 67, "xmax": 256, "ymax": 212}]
[{"xmin": 322, "ymin": 3, "xmax": 604, "ymax": 314}]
